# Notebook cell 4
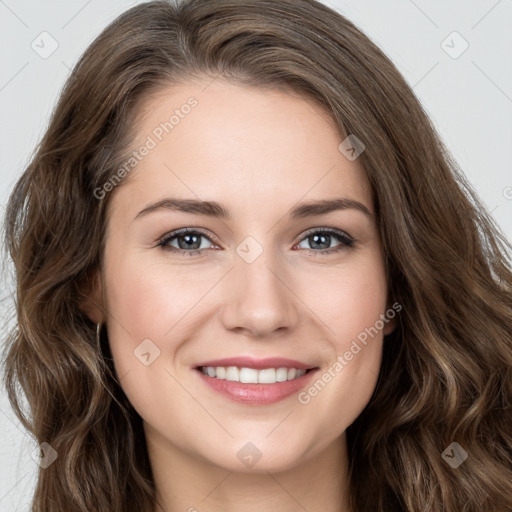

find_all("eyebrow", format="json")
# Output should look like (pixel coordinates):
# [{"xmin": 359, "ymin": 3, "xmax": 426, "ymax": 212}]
[{"xmin": 134, "ymin": 196, "xmax": 373, "ymax": 221}]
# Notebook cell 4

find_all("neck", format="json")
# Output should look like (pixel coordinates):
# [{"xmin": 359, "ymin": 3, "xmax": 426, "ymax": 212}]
[{"xmin": 147, "ymin": 424, "xmax": 351, "ymax": 512}]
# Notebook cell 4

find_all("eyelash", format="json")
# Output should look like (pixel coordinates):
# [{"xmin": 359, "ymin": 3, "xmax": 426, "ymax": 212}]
[{"xmin": 157, "ymin": 227, "xmax": 355, "ymax": 257}]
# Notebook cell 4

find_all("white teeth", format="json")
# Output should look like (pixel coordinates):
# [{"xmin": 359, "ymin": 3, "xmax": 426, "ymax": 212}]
[
  {"xmin": 276, "ymin": 368, "xmax": 288, "ymax": 382},
  {"xmin": 258, "ymin": 368, "xmax": 276, "ymax": 384},
  {"xmin": 225, "ymin": 366, "xmax": 239, "ymax": 381},
  {"xmin": 240, "ymin": 367, "xmax": 258, "ymax": 383},
  {"xmin": 200, "ymin": 366, "xmax": 308, "ymax": 383}
]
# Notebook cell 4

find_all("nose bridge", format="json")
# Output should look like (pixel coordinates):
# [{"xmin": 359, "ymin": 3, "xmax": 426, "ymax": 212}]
[{"xmin": 220, "ymin": 238, "xmax": 298, "ymax": 336}]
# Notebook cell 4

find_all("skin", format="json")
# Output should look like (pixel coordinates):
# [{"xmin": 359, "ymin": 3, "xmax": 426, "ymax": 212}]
[{"xmin": 83, "ymin": 79, "xmax": 396, "ymax": 512}]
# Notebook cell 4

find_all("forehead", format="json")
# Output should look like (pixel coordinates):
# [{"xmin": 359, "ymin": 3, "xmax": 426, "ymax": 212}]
[{"xmin": 108, "ymin": 80, "xmax": 372, "ymax": 221}]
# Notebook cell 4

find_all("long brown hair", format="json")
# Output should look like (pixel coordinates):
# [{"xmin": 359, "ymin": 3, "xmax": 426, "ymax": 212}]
[{"xmin": 3, "ymin": 1, "xmax": 512, "ymax": 510}]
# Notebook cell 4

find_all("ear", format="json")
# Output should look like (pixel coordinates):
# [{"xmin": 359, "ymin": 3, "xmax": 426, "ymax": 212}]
[
  {"xmin": 383, "ymin": 317, "xmax": 396, "ymax": 336},
  {"xmin": 382, "ymin": 300, "xmax": 401, "ymax": 336},
  {"xmin": 78, "ymin": 268, "xmax": 105, "ymax": 324}
]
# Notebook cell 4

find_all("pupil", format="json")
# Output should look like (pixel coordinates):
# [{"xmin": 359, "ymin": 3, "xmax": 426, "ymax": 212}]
[
  {"xmin": 311, "ymin": 234, "xmax": 329, "ymax": 250},
  {"xmin": 179, "ymin": 234, "xmax": 200, "ymax": 250}
]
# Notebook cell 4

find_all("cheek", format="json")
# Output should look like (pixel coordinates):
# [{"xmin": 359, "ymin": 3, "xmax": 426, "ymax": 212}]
[
  {"xmin": 336, "ymin": 263, "xmax": 388, "ymax": 373},
  {"xmin": 294, "ymin": 255, "xmax": 388, "ymax": 424},
  {"xmin": 100, "ymin": 256, "xmax": 185, "ymax": 418},
  {"xmin": 100, "ymin": 251, "xmax": 222, "ymax": 403},
  {"xmin": 303, "ymin": 254, "xmax": 389, "ymax": 349},
  {"xmin": 104, "ymin": 253, "xmax": 216, "ymax": 340}
]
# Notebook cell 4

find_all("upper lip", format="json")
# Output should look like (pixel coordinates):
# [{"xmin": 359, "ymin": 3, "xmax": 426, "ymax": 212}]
[{"xmin": 194, "ymin": 356, "xmax": 317, "ymax": 370}]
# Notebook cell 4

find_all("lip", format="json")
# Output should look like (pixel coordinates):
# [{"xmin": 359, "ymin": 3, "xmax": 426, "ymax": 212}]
[
  {"xmin": 193, "ymin": 358, "xmax": 319, "ymax": 406},
  {"xmin": 195, "ymin": 368, "xmax": 319, "ymax": 406},
  {"xmin": 193, "ymin": 356, "xmax": 315, "ymax": 370}
]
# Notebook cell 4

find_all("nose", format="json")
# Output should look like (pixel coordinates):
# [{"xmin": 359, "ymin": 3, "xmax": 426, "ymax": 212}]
[{"xmin": 219, "ymin": 251, "xmax": 299, "ymax": 338}]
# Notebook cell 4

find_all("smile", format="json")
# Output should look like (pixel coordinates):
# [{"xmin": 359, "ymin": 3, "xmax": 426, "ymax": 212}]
[{"xmin": 193, "ymin": 357, "xmax": 319, "ymax": 405}]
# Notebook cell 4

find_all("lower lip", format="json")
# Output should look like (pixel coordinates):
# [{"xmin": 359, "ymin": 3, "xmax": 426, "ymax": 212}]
[{"xmin": 195, "ymin": 368, "xmax": 318, "ymax": 405}]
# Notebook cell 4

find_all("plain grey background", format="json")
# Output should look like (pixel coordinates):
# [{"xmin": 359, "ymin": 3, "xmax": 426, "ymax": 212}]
[{"xmin": 1, "ymin": 0, "xmax": 511, "ymax": 509}]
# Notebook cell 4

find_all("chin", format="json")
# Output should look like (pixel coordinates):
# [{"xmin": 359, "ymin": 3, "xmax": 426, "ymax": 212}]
[{"xmin": 200, "ymin": 441, "xmax": 312, "ymax": 474}]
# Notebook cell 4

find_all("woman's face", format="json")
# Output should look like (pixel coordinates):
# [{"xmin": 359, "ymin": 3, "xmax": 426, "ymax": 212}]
[{"xmin": 92, "ymin": 79, "xmax": 394, "ymax": 473}]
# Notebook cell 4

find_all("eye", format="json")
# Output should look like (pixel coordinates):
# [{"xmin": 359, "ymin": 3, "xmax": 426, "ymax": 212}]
[
  {"xmin": 158, "ymin": 228, "xmax": 217, "ymax": 256},
  {"xmin": 295, "ymin": 228, "xmax": 355, "ymax": 255}
]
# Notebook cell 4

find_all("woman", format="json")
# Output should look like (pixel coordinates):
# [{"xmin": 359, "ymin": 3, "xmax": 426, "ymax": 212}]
[{"xmin": 3, "ymin": 0, "xmax": 512, "ymax": 511}]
